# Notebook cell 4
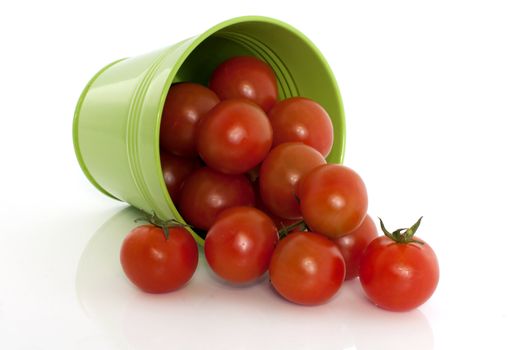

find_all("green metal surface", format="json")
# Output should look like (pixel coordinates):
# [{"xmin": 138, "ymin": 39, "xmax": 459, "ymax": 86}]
[{"xmin": 73, "ymin": 16, "xmax": 346, "ymax": 245}]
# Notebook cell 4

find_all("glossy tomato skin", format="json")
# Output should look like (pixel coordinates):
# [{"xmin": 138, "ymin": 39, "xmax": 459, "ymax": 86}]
[
  {"xmin": 196, "ymin": 99, "xmax": 272, "ymax": 175},
  {"xmin": 259, "ymin": 143, "xmax": 326, "ymax": 220},
  {"xmin": 268, "ymin": 97, "xmax": 334, "ymax": 157},
  {"xmin": 160, "ymin": 151, "xmax": 201, "ymax": 205},
  {"xmin": 269, "ymin": 232, "xmax": 345, "ymax": 306},
  {"xmin": 205, "ymin": 207, "xmax": 278, "ymax": 284},
  {"xmin": 160, "ymin": 83, "xmax": 220, "ymax": 157},
  {"xmin": 209, "ymin": 56, "xmax": 278, "ymax": 112},
  {"xmin": 120, "ymin": 225, "xmax": 198, "ymax": 293},
  {"xmin": 178, "ymin": 167, "xmax": 255, "ymax": 230},
  {"xmin": 298, "ymin": 164, "xmax": 368, "ymax": 238},
  {"xmin": 334, "ymin": 214, "xmax": 378, "ymax": 280},
  {"xmin": 359, "ymin": 236, "xmax": 439, "ymax": 311}
]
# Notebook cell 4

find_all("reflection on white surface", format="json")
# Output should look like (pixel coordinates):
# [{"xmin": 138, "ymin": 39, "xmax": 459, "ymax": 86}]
[{"xmin": 76, "ymin": 207, "xmax": 434, "ymax": 350}]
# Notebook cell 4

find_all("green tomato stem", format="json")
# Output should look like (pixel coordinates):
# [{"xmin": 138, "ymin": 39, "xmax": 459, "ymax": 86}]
[
  {"xmin": 135, "ymin": 211, "xmax": 192, "ymax": 240},
  {"xmin": 278, "ymin": 220, "xmax": 306, "ymax": 239},
  {"xmin": 378, "ymin": 216, "xmax": 425, "ymax": 245}
]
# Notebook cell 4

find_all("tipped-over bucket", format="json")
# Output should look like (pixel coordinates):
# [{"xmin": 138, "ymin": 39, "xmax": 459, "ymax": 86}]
[{"xmin": 73, "ymin": 16, "xmax": 345, "ymax": 244}]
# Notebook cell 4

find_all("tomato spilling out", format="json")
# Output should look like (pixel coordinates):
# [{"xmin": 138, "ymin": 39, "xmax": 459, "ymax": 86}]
[
  {"xmin": 359, "ymin": 217, "xmax": 440, "ymax": 311},
  {"xmin": 115, "ymin": 54, "xmax": 439, "ymax": 313},
  {"xmin": 120, "ymin": 213, "xmax": 198, "ymax": 293},
  {"xmin": 204, "ymin": 207, "xmax": 278, "ymax": 284},
  {"xmin": 269, "ymin": 231, "xmax": 345, "ymax": 306},
  {"xmin": 297, "ymin": 164, "xmax": 368, "ymax": 238}
]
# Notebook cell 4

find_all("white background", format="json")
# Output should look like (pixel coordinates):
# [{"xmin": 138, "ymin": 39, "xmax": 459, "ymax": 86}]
[{"xmin": 1, "ymin": 0, "xmax": 526, "ymax": 349}]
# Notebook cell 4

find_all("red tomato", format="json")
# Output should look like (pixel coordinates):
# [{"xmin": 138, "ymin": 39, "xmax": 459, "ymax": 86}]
[
  {"xmin": 268, "ymin": 97, "xmax": 334, "ymax": 157},
  {"xmin": 297, "ymin": 164, "xmax": 368, "ymax": 238},
  {"xmin": 209, "ymin": 56, "xmax": 278, "ymax": 112},
  {"xmin": 334, "ymin": 214, "xmax": 378, "ymax": 280},
  {"xmin": 160, "ymin": 83, "xmax": 219, "ymax": 157},
  {"xmin": 160, "ymin": 151, "xmax": 200, "ymax": 205},
  {"xmin": 269, "ymin": 232, "xmax": 345, "ymax": 305},
  {"xmin": 204, "ymin": 207, "xmax": 278, "ymax": 284},
  {"xmin": 197, "ymin": 99, "xmax": 272, "ymax": 174},
  {"xmin": 120, "ymin": 224, "xmax": 198, "ymax": 293},
  {"xmin": 178, "ymin": 167, "xmax": 255, "ymax": 230},
  {"xmin": 259, "ymin": 143, "xmax": 326, "ymax": 220},
  {"xmin": 359, "ymin": 218, "xmax": 439, "ymax": 311}
]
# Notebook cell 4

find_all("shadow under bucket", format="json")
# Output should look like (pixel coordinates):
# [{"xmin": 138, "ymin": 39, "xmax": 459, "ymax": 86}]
[{"xmin": 73, "ymin": 16, "xmax": 346, "ymax": 245}]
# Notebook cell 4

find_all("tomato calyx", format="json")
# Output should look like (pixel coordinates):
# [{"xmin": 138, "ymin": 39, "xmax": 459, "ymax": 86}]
[
  {"xmin": 379, "ymin": 216, "xmax": 425, "ymax": 245},
  {"xmin": 135, "ymin": 212, "xmax": 191, "ymax": 240},
  {"xmin": 278, "ymin": 220, "xmax": 307, "ymax": 239}
]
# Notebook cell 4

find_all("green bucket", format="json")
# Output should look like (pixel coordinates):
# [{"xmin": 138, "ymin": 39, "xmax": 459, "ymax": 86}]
[{"xmin": 73, "ymin": 16, "xmax": 345, "ymax": 245}]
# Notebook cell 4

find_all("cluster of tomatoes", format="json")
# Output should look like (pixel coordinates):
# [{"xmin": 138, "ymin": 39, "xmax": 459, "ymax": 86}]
[{"xmin": 120, "ymin": 56, "xmax": 439, "ymax": 312}]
